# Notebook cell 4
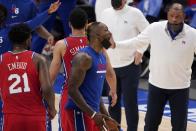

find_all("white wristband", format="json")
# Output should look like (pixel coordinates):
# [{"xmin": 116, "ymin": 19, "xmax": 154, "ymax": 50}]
[{"xmin": 90, "ymin": 111, "xmax": 97, "ymax": 119}]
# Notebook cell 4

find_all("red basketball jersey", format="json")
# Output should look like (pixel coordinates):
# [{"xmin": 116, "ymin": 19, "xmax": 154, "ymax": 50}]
[
  {"xmin": 0, "ymin": 51, "xmax": 45, "ymax": 116},
  {"xmin": 59, "ymin": 36, "xmax": 87, "ymax": 130},
  {"xmin": 62, "ymin": 36, "xmax": 87, "ymax": 87},
  {"xmin": 188, "ymin": 0, "xmax": 196, "ymax": 5}
]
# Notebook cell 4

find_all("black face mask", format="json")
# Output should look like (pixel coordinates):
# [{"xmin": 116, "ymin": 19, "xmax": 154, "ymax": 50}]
[
  {"xmin": 111, "ymin": 0, "xmax": 123, "ymax": 9},
  {"xmin": 101, "ymin": 38, "xmax": 111, "ymax": 49}
]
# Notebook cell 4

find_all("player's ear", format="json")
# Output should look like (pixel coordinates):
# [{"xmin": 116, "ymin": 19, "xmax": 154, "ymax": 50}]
[{"xmin": 84, "ymin": 21, "xmax": 88, "ymax": 31}]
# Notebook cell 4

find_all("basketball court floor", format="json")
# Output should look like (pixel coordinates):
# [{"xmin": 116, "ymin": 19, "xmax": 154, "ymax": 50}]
[
  {"xmin": 52, "ymin": 74, "xmax": 196, "ymax": 131},
  {"xmin": 52, "ymin": 94, "xmax": 196, "ymax": 131}
]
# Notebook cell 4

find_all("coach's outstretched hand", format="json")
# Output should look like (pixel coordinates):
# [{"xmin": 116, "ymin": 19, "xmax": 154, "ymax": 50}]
[
  {"xmin": 109, "ymin": 90, "xmax": 117, "ymax": 107},
  {"xmin": 48, "ymin": 0, "xmax": 61, "ymax": 14},
  {"xmin": 134, "ymin": 51, "xmax": 143, "ymax": 65}
]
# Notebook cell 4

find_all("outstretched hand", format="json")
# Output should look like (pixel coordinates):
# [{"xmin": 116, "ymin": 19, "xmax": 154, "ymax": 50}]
[
  {"xmin": 109, "ymin": 90, "xmax": 117, "ymax": 107},
  {"xmin": 134, "ymin": 51, "xmax": 143, "ymax": 65},
  {"xmin": 48, "ymin": 0, "xmax": 61, "ymax": 14},
  {"xmin": 47, "ymin": 35, "xmax": 54, "ymax": 45}
]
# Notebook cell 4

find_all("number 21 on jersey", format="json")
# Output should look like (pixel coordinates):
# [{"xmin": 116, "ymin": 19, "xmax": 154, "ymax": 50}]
[{"xmin": 8, "ymin": 73, "xmax": 30, "ymax": 94}]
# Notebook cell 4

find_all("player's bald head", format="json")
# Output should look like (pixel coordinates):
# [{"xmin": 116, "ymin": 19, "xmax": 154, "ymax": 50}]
[{"xmin": 86, "ymin": 22, "xmax": 101, "ymax": 41}]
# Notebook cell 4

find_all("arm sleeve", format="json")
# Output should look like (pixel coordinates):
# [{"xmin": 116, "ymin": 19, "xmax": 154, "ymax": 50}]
[
  {"xmin": 29, "ymin": 1, "xmax": 39, "ymax": 18},
  {"xmin": 135, "ymin": 9, "xmax": 150, "ymax": 32},
  {"xmin": 25, "ymin": 10, "xmax": 50, "ymax": 31},
  {"xmin": 116, "ymin": 24, "xmax": 152, "ymax": 54}
]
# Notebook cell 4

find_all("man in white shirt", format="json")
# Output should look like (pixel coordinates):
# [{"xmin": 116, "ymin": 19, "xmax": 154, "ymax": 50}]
[
  {"xmin": 95, "ymin": 0, "xmax": 112, "ymax": 21},
  {"xmin": 117, "ymin": 2, "xmax": 196, "ymax": 131},
  {"xmin": 100, "ymin": 0, "xmax": 149, "ymax": 130}
]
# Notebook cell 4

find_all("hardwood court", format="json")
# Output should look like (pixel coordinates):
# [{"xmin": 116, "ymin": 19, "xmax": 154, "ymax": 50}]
[{"xmin": 52, "ymin": 95, "xmax": 196, "ymax": 131}]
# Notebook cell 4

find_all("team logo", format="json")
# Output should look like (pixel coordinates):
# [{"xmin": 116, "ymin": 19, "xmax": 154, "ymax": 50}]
[
  {"xmin": 11, "ymin": 5, "xmax": 19, "ymax": 15},
  {"xmin": 182, "ymin": 40, "xmax": 186, "ymax": 45},
  {"xmin": 124, "ymin": 20, "xmax": 128, "ymax": 24},
  {"xmin": 97, "ymin": 64, "xmax": 106, "ymax": 74}
]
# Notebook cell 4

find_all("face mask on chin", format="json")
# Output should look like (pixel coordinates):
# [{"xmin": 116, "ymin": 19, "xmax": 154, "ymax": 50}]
[{"xmin": 101, "ymin": 38, "xmax": 111, "ymax": 49}]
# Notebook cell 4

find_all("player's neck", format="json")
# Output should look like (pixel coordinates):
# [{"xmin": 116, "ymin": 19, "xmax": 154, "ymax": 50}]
[
  {"xmin": 12, "ymin": 46, "xmax": 27, "ymax": 53},
  {"xmin": 89, "ymin": 40, "xmax": 103, "ymax": 53},
  {"xmin": 71, "ymin": 29, "xmax": 86, "ymax": 37}
]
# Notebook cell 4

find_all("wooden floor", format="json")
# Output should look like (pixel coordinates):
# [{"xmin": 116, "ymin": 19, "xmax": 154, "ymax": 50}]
[
  {"xmin": 52, "ymin": 95, "xmax": 196, "ymax": 131},
  {"xmin": 121, "ymin": 110, "xmax": 196, "ymax": 131}
]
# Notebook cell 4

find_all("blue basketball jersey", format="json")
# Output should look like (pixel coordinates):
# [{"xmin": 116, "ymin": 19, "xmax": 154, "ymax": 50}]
[{"xmin": 66, "ymin": 46, "xmax": 106, "ymax": 112}]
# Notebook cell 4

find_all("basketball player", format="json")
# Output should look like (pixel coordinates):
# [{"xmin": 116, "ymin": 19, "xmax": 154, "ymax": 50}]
[
  {"xmin": 65, "ymin": 22, "xmax": 118, "ymax": 131},
  {"xmin": 49, "ymin": 8, "xmax": 117, "ymax": 130},
  {"xmin": 0, "ymin": 24, "xmax": 56, "ymax": 131}
]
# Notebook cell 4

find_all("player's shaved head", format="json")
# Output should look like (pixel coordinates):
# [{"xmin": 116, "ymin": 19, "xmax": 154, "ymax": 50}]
[{"xmin": 86, "ymin": 22, "xmax": 101, "ymax": 41}]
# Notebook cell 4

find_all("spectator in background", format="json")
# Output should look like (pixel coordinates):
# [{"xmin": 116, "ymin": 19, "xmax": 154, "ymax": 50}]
[
  {"xmin": 95, "ymin": 0, "xmax": 112, "ymax": 21},
  {"xmin": 136, "ymin": 0, "xmax": 163, "ymax": 23},
  {"xmin": 0, "ymin": 0, "xmax": 55, "ymax": 54},
  {"xmin": 100, "ymin": 0, "xmax": 149, "ymax": 130},
  {"xmin": 0, "ymin": 1, "xmax": 60, "ymax": 54},
  {"xmin": 89, "ymin": 0, "xmax": 96, "ymax": 6},
  {"xmin": 33, "ymin": 0, "xmax": 78, "ymax": 53},
  {"xmin": 185, "ymin": 0, "xmax": 196, "ymax": 28}
]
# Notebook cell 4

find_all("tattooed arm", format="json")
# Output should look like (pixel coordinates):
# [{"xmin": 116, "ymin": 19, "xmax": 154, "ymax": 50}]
[{"xmin": 68, "ymin": 52, "xmax": 94, "ymax": 116}]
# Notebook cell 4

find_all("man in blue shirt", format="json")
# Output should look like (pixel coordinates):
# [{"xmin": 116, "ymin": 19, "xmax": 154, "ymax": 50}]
[
  {"xmin": 0, "ymin": 0, "xmax": 55, "ymax": 53},
  {"xmin": 65, "ymin": 22, "xmax": 118, "ymax": 131},
  {"xmin": 0, "ymin": 1, "xmax": 60, "ymax": 54}
]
